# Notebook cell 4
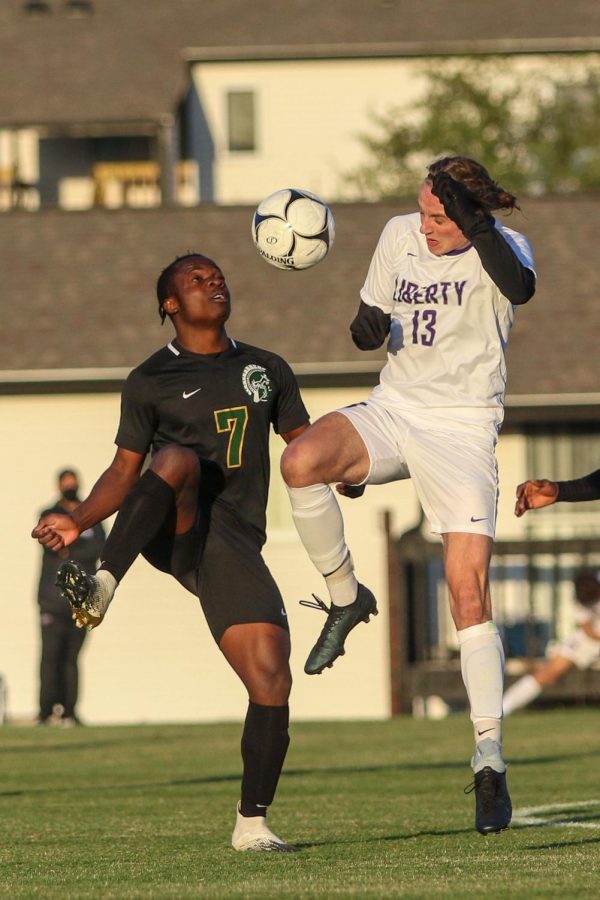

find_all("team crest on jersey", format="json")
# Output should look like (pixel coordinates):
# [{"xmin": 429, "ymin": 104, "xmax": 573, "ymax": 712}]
[{"xmin": 242, "ymin": 364, "xmax": 272, "ymax": 403}]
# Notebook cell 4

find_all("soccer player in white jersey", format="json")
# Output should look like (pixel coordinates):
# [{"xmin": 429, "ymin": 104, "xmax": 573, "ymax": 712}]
[
  {"xmin": 503, "ymin": 570, "xmax": 600, "ymax": 714},
  {"xmin": 281, "ymin": 156, "xmax": 536, "ymax": 835}
]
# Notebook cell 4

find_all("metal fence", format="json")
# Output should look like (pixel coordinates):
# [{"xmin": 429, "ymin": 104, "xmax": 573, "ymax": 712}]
[{"xmin": 385, "ymin": 511, "xmax": 600, "ymax": 714}]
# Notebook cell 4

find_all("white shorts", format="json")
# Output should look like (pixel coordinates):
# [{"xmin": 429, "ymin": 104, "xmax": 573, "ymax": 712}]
[
  {"xmin": 337, "ymin": 399, "xmax": 498, "ymax": 537},
  {"xmin": 556, "ymin": 629, "xmax": 600, "ymax": 670}
]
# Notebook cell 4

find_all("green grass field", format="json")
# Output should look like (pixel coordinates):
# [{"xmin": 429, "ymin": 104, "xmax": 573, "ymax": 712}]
[{"xmin": 1, "ymin": 710, "xmax": 599, "ymax": 899}]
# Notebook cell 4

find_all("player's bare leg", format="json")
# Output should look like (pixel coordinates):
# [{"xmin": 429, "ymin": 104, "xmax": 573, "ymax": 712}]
[
  {"xmin": 220, "ymin": 623, "xmax": 297, "ymax": 852},
  {"xmin": 57, "ymin": 445, "xmax": 200, "ymax": 628},
  {"xmin": 281, "ymin": 413, "xmax": 377, "ymax": 674},
  {"xmin": 444, "ymin": 532, "xmax": 511, "ymax": 834}
]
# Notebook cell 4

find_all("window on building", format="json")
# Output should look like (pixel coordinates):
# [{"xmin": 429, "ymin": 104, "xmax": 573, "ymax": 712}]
[
  {"xmin": 23, "ymin": 1, "xmax": 51, "ymax": 15},
  {"xmin": 226, "ymin": 91, "xmax": 256, "ymax": 152},
  {"xmin": 64, "ymin": 0, "xmax": 94, "ymax": 16}
]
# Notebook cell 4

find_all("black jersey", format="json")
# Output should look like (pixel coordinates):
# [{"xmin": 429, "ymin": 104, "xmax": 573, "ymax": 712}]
[{"xmin": 115, "ymin": 338, "xmax": 309, "ymax": 545}]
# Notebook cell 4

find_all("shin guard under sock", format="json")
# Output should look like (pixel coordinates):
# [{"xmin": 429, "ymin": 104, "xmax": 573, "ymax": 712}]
[
  {"xmin": 240, "ymin": 702, "xmax": 290, "ymax": 818},
  {"xmin": 286, "ymin": 483, "xmax": 348, "ymax": 575},
  {"xmin": 458, "ymin": 621, "xmax": 505, "ymax": 748},
  {"xmin": 100, "ymin": 469, "xmax": 176, "ymax": 583},
  {"xmin": 286, "ymin": 483, "xmax": 357, "ymax": 605}
]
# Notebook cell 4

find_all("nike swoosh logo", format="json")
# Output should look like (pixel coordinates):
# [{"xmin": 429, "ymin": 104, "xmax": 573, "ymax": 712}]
[
  {"xmin": 470, "ymin": 516, "xmax": 488, "ymax": 522},
  {"xmin": 182, "ymin": 388, "xmax": 202, "ymax": 399},
  {"xmin": 477, "ymin": 727, "xmax": 494, "ymax": 737},
  {"xmin": 281, "ymin": 609, "xmax": 287, "ymax": 617}
]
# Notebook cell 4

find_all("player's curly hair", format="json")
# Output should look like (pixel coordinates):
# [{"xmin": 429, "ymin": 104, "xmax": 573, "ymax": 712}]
[
  {"xmin": 156, "ymin": 252, "xmax": 205, "ymax": 324},
  {"xmin": 427, "ymin": 156, "xmax": 519, "ymax": 214}
]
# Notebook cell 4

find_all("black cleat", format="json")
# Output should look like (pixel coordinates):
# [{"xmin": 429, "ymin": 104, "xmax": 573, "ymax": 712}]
[
  {"xmin": 56, "ymin": 560, "xmax": 105, "ymax": 630},
  {"xmin": 301, "ymin": 583, "xmax": 378, "ymax": 675},
  {"xmin": 465, "ymin": 766, "xmax": 512, "ymax": 835}
]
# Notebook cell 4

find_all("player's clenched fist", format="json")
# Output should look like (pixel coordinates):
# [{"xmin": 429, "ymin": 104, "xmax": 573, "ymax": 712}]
[
  {"xmin": 31, "ymin": 512, "xmax": 80, "ymax": 551},
  {"xmin": 514, "ymin": 479, "xmax": 559, "ymax": 517}
]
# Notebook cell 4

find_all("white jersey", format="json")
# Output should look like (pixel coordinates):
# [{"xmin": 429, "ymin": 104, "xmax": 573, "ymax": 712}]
[
  {"xmin": 360, "ymin": 213, "xmax": 536, "ymax": 430},
  {"xmin": 573, "ymin": 598, "xmax": 600, "ymax": 631},
  {"xmin": 558, "ymin": 597, "xmax": 600, "ymax": 669}
]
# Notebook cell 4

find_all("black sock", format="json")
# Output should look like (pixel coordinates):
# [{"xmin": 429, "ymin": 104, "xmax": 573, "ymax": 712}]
[
  {"xmin": 100, "ymin": 469, "xmax": 175, "ymax": 583},
  {"xmin": 240, "ymin": 701, "xmax": 290, "ymax": 818}
]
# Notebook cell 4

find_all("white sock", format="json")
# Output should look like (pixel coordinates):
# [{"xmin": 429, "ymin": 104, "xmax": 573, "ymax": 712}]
[
  {"xmin": 324, "ymin": 552, "xmax": 358, "ymax": 607},
  {"xmin": 458, "ymin": 621, "xmax": 504, "ymax": 749},
  {"xmin": 286, "ymin": 484, "xmax": 357, "ymax": 606},
  {"xmin": 503, "ymin": 673, "xmax": 542, "ymax": 716},
  {"xmin": 93, "ymin": 569, "xmax": 117, "ymax": 615}
]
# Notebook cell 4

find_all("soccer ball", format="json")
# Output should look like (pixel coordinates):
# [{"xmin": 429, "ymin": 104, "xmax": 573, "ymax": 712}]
[{"xmin": 251, "ymin": 188, "xmax": 335, "ymax": 270}]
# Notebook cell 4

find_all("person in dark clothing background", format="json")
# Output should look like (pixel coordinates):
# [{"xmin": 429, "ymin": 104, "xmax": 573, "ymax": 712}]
[{"xmin": 36, "ymin": 469, "xmax": 105, "ymax": 726}]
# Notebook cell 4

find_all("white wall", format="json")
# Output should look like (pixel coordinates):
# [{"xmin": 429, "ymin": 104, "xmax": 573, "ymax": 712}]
[
  {"xmin": 192, "ymin": 57, "xmax": 425, "ymax": 203},
  {"xmin": 0, "ymin": 388, "xmax": 528, "ymax": 725},
  {"xmin": 0, "ymin": 389, "xmax": 406, "ymax": 725}
]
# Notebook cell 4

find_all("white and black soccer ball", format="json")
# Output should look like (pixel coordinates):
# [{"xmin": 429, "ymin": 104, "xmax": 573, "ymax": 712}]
[{"xmin": 251, "ymin": 188, "xmax": 335, "ymax": 271}]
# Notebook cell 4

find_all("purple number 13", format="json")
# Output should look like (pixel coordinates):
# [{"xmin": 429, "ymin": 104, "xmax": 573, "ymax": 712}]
[{"xmin": 411, "ymin": 309, "xmax": 437, "ymax": 346}]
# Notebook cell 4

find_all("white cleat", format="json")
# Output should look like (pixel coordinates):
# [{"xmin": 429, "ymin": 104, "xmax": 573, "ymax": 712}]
[{"xmin": 231, "ymin": 805, "xmax": 298, "ymax": 852}]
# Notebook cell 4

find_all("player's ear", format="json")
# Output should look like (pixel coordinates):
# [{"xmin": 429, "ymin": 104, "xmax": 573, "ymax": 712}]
[{"xmin": 163, "ymin": 296, "xmax": 178, "ymax": 315}]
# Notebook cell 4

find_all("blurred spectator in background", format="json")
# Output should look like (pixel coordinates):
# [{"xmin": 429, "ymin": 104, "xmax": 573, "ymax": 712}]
[
  {"xmin": 503, "ymin": 569, "xmax": 600, "ymax": 714},
  {"xmin": 36, "ymin": 469, "xmax": 105, "ymax": 726}
]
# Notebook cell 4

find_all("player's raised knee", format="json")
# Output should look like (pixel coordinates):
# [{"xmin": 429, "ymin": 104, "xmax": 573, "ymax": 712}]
[
  {"xmin": 280, "ymin": 439, "xmax": 315, "ymax": 488},
  {"xmin": 152, "ymin": 444, "xmax": 198, "ymax": 466},
  {"xmin": 150, "ymin": 445, "xmax": 200, "ymax": 479}
]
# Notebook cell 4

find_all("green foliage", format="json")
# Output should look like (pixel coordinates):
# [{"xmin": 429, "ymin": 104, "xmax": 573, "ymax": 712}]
[
  {"xmin": 1, "ymin": 713, "xmax": 600, "ymax": 897},
  {"xmin": 349, "ymin": 59, "xmax": 600, "ymax": 198}
]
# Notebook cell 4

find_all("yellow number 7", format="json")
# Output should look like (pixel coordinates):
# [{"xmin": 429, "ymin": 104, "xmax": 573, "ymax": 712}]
[{"xmin": 214, "ymin": 406, "xmax": 248, "ymax": 468}]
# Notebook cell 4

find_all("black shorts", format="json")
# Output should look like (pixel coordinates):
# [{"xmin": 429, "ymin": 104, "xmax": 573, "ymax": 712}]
[{"xmin": 142, "ymin": 504, "xmax": 289, "ymax": 644}]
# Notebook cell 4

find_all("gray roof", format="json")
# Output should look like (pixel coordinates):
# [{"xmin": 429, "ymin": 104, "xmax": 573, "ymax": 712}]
[
  {"xmin": 1, "ymin": 0, "xmax": 600, "ymax": 126},
  {"xmin": 2, "ymin": 196, "xmax": 600, "ymax": 410}
]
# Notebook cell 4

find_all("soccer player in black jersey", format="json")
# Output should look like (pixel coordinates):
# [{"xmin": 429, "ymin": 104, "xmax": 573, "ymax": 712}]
[{"xmin": 32, "ymin": 254, "xmax": 310, "ymax": 852}]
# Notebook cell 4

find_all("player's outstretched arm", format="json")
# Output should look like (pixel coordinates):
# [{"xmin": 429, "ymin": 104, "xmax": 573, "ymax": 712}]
[
  {"xmin": 280, "ymin": 424, "xmax": 310, "ymax": 445},
  {"xmin": 514, "ymin": 479, "xmax": 559, "ymax": 517},
  {"xmin": 32, "ymin": 447, "xmax": 145, "ymax": 552},
  {"xmin": 555, "ymin": 469, "xmax": 600, "ymax": 503}
]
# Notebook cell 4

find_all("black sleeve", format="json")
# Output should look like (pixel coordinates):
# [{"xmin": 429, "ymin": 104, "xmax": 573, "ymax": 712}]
[
  {"xmin": 269, "ymin": 355, "xmax": 310, "ymax": 434},
  {"xmin": 464, "ymin": 216, "xmax": 536, "ymax": 306},
  {"xmin": 556, "ymin": 469, "xmax": 600, "ymax": 503},
  {"xmin": 114, "ymin": 369, "xmax": 157, "ymax": 454},
  {"xmin": 431, "ymin": 172, "xmax": 535, "ymax": 305},
  {"xmin": 350, "ymin": 300, "xmax": 391, "ymax": 350}
]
